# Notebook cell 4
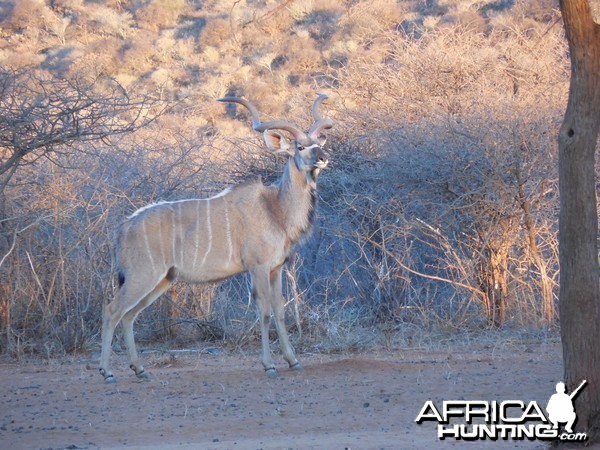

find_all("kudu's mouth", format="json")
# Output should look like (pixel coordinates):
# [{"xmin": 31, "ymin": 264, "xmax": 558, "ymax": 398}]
[
  {"xmin": 314, "ymin": 159, "xmax": 328, "ymax": 170},
  {"xmin": 313, "ymin": 147, "xmax": 329, "ymax": 170}
]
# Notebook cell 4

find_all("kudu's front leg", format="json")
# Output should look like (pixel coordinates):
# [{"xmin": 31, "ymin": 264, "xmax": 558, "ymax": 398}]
[
  {"xmin": 270, "ymin": 266, "xmax": 301, "ymax": 371},
  {"xmin": 252, "ymin": 271, "xmax": 279, "ymax": 378}
]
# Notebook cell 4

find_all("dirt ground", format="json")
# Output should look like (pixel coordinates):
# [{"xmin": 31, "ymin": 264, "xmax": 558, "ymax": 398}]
[{"xmin": 1, "ymin": 339, "xmax": 595, "ymax": 450}]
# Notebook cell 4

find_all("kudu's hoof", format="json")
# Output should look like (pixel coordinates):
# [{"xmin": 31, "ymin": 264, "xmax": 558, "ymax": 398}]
[
  {"xmin": 265, "ymin": 367, "xmax": 279, "ymax": 379},
  {"xmin": 131, "ymin": 365, "xmax": 151, "ymax": 381},
  {"xmin": 289, "ymin": 362, "xmax": 303, "ymax": 372},
  {"xmin": 100, "ymin": 368, "xmax": 116, "ymax": 384},
  {"xmin": 136, "ymin": 371, "xmax": 151, "ymax": 381}
]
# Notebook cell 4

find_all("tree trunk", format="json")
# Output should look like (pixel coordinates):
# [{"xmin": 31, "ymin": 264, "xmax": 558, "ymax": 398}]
[
  {"xmin": 558, "ymin": 0, "xmax": 600, "ymax": 442},
  {"xmin": 480, "ymin": 245, "xmax": 508, "ymax": 327}
]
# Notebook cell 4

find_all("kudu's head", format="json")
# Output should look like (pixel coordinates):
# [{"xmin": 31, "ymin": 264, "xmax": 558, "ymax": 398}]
[{"xmin": 217, "ymin": 94, "xmax": 334, "ymax": 184}]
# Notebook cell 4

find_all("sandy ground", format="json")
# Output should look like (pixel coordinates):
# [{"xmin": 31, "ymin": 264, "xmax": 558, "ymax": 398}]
[{"xmin": 0, "ymin": 339, "xmax": 594, "ymax": 450}]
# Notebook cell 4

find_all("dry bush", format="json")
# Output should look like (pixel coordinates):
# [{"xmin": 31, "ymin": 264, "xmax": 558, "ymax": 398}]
[
  {"xmin": 86, "ymin": 5, "xmax": 134, "ymax": 39},
  {"xmin": 280, "ymin": 35, "xmax": 323, "ymax": 76},
  {"xmin": 118, "ymin": 31, "xmax": 157, "ymax": 75},
  {"xmin": 153, "ymin": 29, "xmax": 179, "ymax": 61},
  {"xmin": 52, "ymin": 0, "xmax": 84, "ymax": 11},
  {"xmin": 513, "ymin": 0, "xmax": 560, "ymax": 22},
  {"xmin": 436, "ymin": 10, "xmax": 488, "ymax": 34},
  {"xmin": 73, "ymin": 37, "xmax": 123, "ymax": 77},
  {"xmin": 0, "ymin": 68, "xmax": 169, "ymax": 355},
  {"xmin": 3, "ymin": 0, "xmax": 54, "ymax": 30},
  {"xmin": 134, "ymin": 0, "xmax": 189, "ymax": 32},
  {"xmin": 340, "ymin": 0, "xmax": 407, "ymax": 44},
  {"xmin": 0, "ymin": 49, "xmax": 44, "ymax": 69},
  {"xmin": 309, "ymin": 129, "xmax": 559, "ymax": 331},
  {"xmin": 320, "ymin": 11, "xmax": 567, "ymax": 330},
  {"xmin": 200, "ymin": 17, "xmax": 233, "ymax": 48},
  {"xmin": 46, "ymin": 14, "xmax": 73, "ymax": 45},
  {"xmin": 295, "ymin": 7, "xmax": 344, "ymax": 45}
]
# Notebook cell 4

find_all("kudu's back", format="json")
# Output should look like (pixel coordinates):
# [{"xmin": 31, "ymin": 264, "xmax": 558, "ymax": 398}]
[{"xmin": 116, "ymin": 181, "xmax": 287, "ymax": 285}]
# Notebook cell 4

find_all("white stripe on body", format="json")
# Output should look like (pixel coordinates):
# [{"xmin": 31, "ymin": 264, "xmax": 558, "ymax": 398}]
[
  {"xmin": 211, "ymin": 187, "xmax": 232, "ymax": 199},
  {"xmin": 224, "ymin": 202, "xmax": 233, "ymax": 263},
  {"xmin": 141, "ymin": 219, "xmax": 156, "ymax": 272},
  {"xmin": 178, "ymin": 202, "xmax": 185, "ymax": 267},
  {"xmin": 157, "ymin": 210, "xmax": 165, "ymax": 264},
  {"xmin": 199, "ymin": 200, "xmax": 212, "ymax": 268},
  {"xmin": 171, "ymin": 206, "xmax": 177, "ymax": 266},
  {"xmin": 192, "ymin": 200, "xmax": 201, "ymax": 270}
]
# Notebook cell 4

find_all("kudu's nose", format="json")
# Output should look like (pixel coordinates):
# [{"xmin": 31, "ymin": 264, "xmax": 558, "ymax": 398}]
[{"xmin": 316, "ymin": 148, "xmax": 329, "ymax": 165}]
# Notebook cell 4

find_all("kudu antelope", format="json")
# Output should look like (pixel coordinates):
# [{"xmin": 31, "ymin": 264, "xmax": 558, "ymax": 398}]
[{"xmin": 99, "ymin": 95, "xmax": 334, "ymax": 382}]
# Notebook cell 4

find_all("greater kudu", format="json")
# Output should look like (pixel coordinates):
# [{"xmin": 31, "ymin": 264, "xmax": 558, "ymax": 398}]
[{"xmin": 99, "ymin": 95, "xmax": 334, "ymax": 382}]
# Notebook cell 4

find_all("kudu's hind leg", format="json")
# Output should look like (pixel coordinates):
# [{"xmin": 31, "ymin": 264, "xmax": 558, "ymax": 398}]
[
  {"xmin": 270, "ymin": 266, "xmax": 301, "ymax": 371},
  {"xmin": 121, "ymin": 277, "xmax": 173, "ymax": 380},
  {"xmin": 99, "ymin": 276, "xmax": 161, "ymax": 383}
]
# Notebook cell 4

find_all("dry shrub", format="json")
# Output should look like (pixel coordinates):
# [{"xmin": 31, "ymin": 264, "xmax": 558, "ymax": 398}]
[
  {"xmin": 19, "ymin": 133, "xmax": 216, "ymax": 354},
  {"xmin": 72, "ymin": 37, "xmax": 122, "ymax": 77},
  {"xmin": 86, "ymin": 5, "xmax": 134, "ymax": 39},
  {"xmin": 245, "ymin": 6, "xmax": 295, "ymax": 38},
  {"xmin": 3, "ymin": 0, "xmax": 54, "ymax": 30},
  {"xmin": 281, "ymin": 35, "xmax": 322, "ymax": 75},
  {"xmin": 340, "ymin": 0, "xmax": 407, "ymax": 44},
  {"xmin": 437, "ymin": 10, "xmax": 488, "ymax": 33},
  {"xmin": 286, "ymin": 0, "xmax": 315, "ymax": 22},
  {"xmin": 199, "ymin": 18, "xmax": 233, "ymax": 49},
  {"xmin": 154, "ymin": 28, "xmax": 178, "ymax": 57},
  {"xmin": 320, "ymin": 13, "xmax": 567, "ymax": 329},
  {"xmin": 0, "ymin": 49, "xmax": 44, "ymax": 69},
  {"xmin": 147, "ymin": 67, "xmax": 173, "ymax": 92},
  {"xmin": 332, "ymin": 17, "xmax": 567, "ymax": 125},
  {"xmin": 118, "ymin": 31, "xmax": 157, "ymax": 75},
  {"xmin": 46, "ymin": 14, "xmax": 73, "ymax": 45},
  {"xmin": 295, "ymin": 8, "xmax": 343, "ymax": 45},
  {"xmin": 513, "ymin": 0, "xmax": 560, "ymax": 22},
  {"xmin": 52, "ymin": 0, "xmax": 84, "ymax": 11},
  {"xmin": 135, "ymin": 0, "xmax": 189, "ymax": 32}
]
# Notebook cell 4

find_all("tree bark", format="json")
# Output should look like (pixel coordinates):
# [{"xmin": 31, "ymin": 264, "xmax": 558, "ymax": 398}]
[
  {"xmin": 482, "ymin": 246, "xmax": 508, "ymax": 328},
  {"xmin": 558, "ymin": 0, "xmax": 600, "ymax": 442}
]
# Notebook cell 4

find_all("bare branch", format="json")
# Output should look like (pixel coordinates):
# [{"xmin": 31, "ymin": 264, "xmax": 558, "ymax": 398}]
[{"xmin": 0, "ymin": 67, "xmax": 168, "ymax": 195}]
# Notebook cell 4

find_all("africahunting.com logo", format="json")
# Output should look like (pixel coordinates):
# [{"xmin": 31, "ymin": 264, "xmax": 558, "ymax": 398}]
[{"xmin": 415, "ymin": 380, "xmax": 588, "ymax": 442}]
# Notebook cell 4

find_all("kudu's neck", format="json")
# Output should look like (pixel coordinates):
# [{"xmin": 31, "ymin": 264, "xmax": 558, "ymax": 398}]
[{"xmin": 276, "ymin": 158, "xmax": 317, "ymax": 243}]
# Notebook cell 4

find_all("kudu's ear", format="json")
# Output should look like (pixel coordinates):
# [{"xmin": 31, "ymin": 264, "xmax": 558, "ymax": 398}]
[{"xmin": 264, "ymin": 130, "xmax": 293, "ymax": 156}]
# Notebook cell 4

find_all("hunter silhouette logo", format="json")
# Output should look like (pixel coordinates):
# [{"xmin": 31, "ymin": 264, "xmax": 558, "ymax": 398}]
[
  {"xmin": 546, "ymin": 380, "xmax": 586, "ymax": 434},
  {"xmin": 415, "ymin": 380, "xmax": 588, "ymax": 442}
]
